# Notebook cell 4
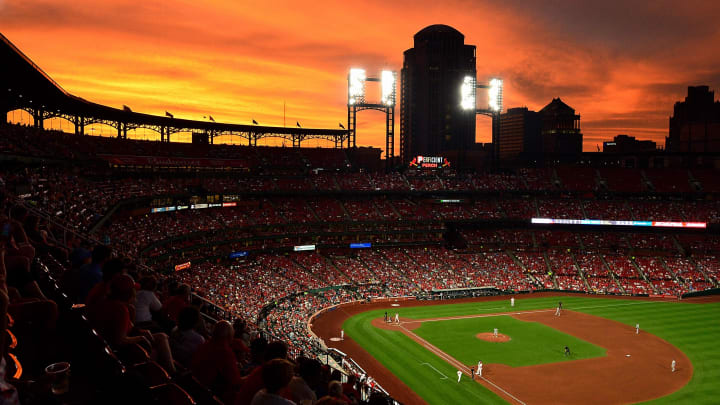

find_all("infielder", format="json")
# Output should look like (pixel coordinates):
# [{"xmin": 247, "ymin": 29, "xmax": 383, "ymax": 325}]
[
  {"xmin": 564, "ymin": 346, "xmax": 571, "ymax": 357},
  {"xmin": 457, "ymin": 370, "xmax": 462, "ymax": 382},
  {"xmin": 470, "ymin": 367, "xmax": 475, "ymax": 380},
  {"xmin": 511, "ymin": 297, "xmax": 515, "ymax": 307},
  {"xmin": 672, "ymin": 360, "xmax": 676, "ymax": 372},
  {"xmin": 477, "ymin": 361, "xmax": 483, "ymax": 377},
  {"xmin": 555, "ymin": 301, "xmax": 563, "ymax": 316},
  {"xmin": 636, "ymin": 323, "xmax": 639, "ymax": 334},
  {"xmin": 341, "ymin": 329, "xmax": 344, "ymax": 340},
  {"xmin": 395, "ymin": 313, "xmax": 399, "ymax": 323},
  {"xmin": 493, "ymin": 328, "xmax": 499, "ymax": 338}
]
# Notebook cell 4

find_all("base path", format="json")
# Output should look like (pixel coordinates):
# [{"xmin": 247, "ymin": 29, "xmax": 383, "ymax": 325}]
[{"xmin": 310, "ymin": 294, "xmax": 696, "ymax": 405}]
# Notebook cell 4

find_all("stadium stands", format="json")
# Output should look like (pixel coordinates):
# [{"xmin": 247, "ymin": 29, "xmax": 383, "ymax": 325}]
[{"xmin": 3, "ymin": 121, "xmax": 720, "ymax": 404}]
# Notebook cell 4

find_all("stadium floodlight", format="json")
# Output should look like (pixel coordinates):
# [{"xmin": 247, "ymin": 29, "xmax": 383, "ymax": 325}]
[
  {"xmin": 348, "ymin": 68, "xmax": 366, "ymax": 105},
  {"xmin": 460, "ymin": 76, "xmax": 476, "ymax": 110},
  {"xmin": 489, "ymin": 78, "xmax": 503, "ymax": 113},
  {"xmin": 381, "ymin": 70, "xmax": 396, "ymax": 106}
]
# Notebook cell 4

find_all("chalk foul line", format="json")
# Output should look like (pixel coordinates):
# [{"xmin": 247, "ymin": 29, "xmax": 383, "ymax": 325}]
[
  {"xmin": 419, "ymin": 362, "xmax": 448, "ymax": 379},
  {"xmin": 400, "ymin": 324, "xmax": 527, "ymax": 405}
]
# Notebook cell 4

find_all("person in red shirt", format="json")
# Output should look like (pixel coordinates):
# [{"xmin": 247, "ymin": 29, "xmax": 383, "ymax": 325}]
[
  {"xmin": 191, "ymin": 320, "xmax": 242, "ymax": 404},
  {"xmin": 235, "ymin": 340, "xmax": 289, "ymax": 405},
  {"xmin": 85, "ymin": 258, "xmax": 126, "ymax": 306},
  {"xmin": 162, "ymin": 283, "xmax": 191, "ymax": 323},
  {"xmin": 87, "ymin": 274, "xmax": 175, "ymax": 373}
]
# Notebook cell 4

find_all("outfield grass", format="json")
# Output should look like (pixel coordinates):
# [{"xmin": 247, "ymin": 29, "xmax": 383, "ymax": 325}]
[
  {"xmin": 414, "ymin": 315, "xmax": 605, "ymax": 367},
  {"xmin": 343, "ymin": 296, "xmax": 720, "ymax": 405}
]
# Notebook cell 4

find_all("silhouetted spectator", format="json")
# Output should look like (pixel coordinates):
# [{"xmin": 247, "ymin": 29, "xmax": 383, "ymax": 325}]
[
  {"xmin": 85, "ymin": 257, "xmax": 126, "ymax": 306},
  {"xmin": 135, "ymin": 275, "xmax": 162, "ymax": 329},
  {"xmin": 250, "ymin": 358, "xmax": 296, "ymax": 405},
  {"xmin": 236, "ymin": 340, "xmax": 288, "ymax": 405},
  {"xmin": 284, "ymin": 357, "xmax": 321, "ymax": 404},
  {"xmin": 191, "ymin": 320, "xmax": 242, "ymax": 403},
  {"xmin": 170, "ymin": 306, "xmax": 205, "ymax": 367},
  {"xmin": 87, "ymin": 274, "xmax": 175, "ymax": 373},
  {"xmin": 163, "ymin": 283, "xmax": 191, "ymax": 323},
  {"xmin": 70, "ymin": 244, "xmax": 111, "ymax": 303}
]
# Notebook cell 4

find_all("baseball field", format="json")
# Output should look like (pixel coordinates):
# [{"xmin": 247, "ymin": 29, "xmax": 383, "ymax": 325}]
[{"xmin": 312, "ymin": 294, "xmax": 720, "ymax": 404}]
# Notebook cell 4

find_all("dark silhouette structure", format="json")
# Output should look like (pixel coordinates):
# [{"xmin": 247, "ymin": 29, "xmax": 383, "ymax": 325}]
[
  {"xmin": 497, "ymin": 99, "xmax": 581, "ymax": 160},
  {"xmin": 400, "ymin": 25, "xmax": 477, "ymax": 165},
  {"xmin": 0, "ymin": 32, "xmax": 348, "ymax": 147},
  {"xmin": 539, "ymin": 98, "xmax": 583, "ymax": 155},
  {"xmin": 497, "ymin": 107, "xmax": 541, "ymax": 159},
  {"xmin": 603, "ymin": 134, "xmax": 657, "ymax": 154},
  {"xmin": 666, "ymin": 86, "xmax": 720, "ymax": 153}
]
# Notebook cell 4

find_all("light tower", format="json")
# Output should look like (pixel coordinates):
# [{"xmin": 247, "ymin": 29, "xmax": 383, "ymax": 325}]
[
  {"xmin": 347, "ymin": 68, "xmax": 396, "ymax": 165},
  {"xmin": 461, "ymin": 76, "xmax": 504, "ymax": 159}
]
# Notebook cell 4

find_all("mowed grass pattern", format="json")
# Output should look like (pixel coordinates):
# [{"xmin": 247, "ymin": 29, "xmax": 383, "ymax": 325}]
[
  {"xmin": 343, "ymin": 296, "xmax": 720, "ymax": 405},
  {"xmin": 414, "ymin": 315, "xmax": 605, "ymax": 367}
]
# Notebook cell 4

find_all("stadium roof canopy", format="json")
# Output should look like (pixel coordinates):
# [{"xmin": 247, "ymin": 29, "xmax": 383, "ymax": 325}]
[{"xmin": 0, "ymin": 32, "xmax": 349, "ymax": 146}]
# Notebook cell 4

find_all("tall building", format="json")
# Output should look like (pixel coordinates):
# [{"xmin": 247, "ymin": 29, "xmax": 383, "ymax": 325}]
[
  {"xmin": 497, "ymin": 107, "xmax": 541, "ymax": 159},
  {"xmin": 400, "ymin": 25, "xmax": 476, "ymax": 165},
  {"xmin": 666, "ymin": 86, "xmax": 720, "ymax": 153},
  {"xmin": 539, "ymin": 98, "xmax": 582, "ymax": 155}
]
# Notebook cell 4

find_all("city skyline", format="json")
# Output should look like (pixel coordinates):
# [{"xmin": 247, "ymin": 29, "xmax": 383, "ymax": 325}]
[{"xmin": 2, "ymin": 0, "xmax": 719, "ymax": 152}]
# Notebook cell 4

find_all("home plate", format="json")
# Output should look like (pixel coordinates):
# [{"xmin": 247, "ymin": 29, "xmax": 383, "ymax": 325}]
[
  {"xmin": 391, "ymin": 303, "xmax": 400, "ymax": 307},
  {"xmin": 330, "ymin": 337, "xmax": 342, "ymax": 342}
]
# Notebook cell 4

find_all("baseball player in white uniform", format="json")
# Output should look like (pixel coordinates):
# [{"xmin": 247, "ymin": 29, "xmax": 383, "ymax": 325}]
[
  {"xmin": 672, "ymin": 360, "xmax": 676, "ymax": 372},
  {"xmin": 493, "ymin": 328, "xmax": 499, "ymax": 338},
  {"xmin": 341, "ymin": 329, "xmax": 344, "ymax": 340},
  {"xmin": 477, "ymin": 361, "xmax": 483, "ymax": 377},
  {"xmin": 395, "ymin": 313, "xmax": 399, "ymax": 323},
  {"xmin": 511, "ymin": 297, "xmax": 515, "ymax": 307},
  {"xmin": 636, "ymin": 323, "xmax": 639, "ymax": 334},
  {"xmin": 457, "ymin": 370, "xmax": 462, "ymax": 382}
]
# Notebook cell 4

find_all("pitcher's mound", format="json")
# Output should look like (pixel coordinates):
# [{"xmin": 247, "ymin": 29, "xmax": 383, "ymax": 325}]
[{"xmin": 476, "ymin": 332, "xmax": 511, "ymax": 342}]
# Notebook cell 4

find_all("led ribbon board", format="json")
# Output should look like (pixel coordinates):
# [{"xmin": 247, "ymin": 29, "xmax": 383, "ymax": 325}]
[{"xmin": 532, "ymin": 218, "xmax": 706, "ymax": 228}]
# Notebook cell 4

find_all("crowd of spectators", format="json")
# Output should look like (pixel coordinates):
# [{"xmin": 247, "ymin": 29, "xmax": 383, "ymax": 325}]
[{"xmin": 4, "ymin": 122, "xmax": 720, "ymax": 405}]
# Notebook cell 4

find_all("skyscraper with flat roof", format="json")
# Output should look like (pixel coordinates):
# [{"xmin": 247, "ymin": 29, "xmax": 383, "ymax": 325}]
[
  {"xmin": 498, "ymin": 107, "xmax": 541, "ymax": 159},
  {"xmin": 400, "ymin": 25, "xmax": 476, "ymax": 165},
  {"xmin": 666, "ymin": 86, "xmax": 720, "ymax": 153}
]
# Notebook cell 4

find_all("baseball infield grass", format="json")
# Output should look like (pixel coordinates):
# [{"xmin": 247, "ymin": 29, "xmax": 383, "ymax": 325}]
[
  {"xmin": 414, "ymin": 315, "xmax": 605, "ymax": 367},
  {"xmin": 342, "ymin": 296, "xmax": 720, "ymax": 405}
]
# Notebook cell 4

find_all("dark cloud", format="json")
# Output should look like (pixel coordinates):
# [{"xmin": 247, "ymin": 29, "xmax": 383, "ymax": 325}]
[
  {"xmin": 500, "ymin": 0, "xmax": 720, "ymax": 58},
  {"xmin": 583, "ymin": 109, "xmax": 668, "ymax": 130},
  {"xmin": 506, "ymin": 66, "xmax": 595, "ymax": 107}
]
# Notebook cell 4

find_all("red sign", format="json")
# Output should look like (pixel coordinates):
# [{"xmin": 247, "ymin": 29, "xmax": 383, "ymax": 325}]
[{"xmin": 174, "ymin": 262, "xmax": 191, "ymax": 271}]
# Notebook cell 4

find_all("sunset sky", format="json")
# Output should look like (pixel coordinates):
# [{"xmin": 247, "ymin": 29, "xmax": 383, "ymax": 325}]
[{"xmin": 2, "ymin": 0, "xmax": 719, "ymax": 152}]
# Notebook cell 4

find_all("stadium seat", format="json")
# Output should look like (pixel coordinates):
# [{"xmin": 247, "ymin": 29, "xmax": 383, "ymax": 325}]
[{"xmin": 151, "ymin": 383, "xmax": 197, "ymax": 405}]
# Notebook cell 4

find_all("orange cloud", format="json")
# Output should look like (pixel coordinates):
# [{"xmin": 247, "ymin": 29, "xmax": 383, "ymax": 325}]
[{"xmin": 2, "ymin": 0, "xmax": 719, "ymax": 152}]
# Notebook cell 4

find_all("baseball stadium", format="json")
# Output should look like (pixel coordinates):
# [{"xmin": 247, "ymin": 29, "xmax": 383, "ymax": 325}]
[{"xmin": 2, "ymin": 16, "xmax": 720, "ymax": 405}]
